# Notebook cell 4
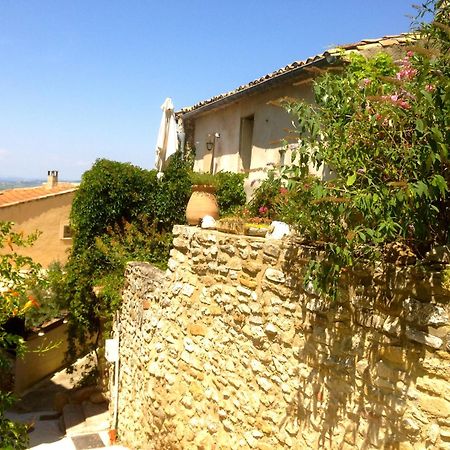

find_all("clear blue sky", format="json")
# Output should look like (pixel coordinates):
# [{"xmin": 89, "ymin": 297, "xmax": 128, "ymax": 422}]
[{"xmin": 0, "ymin": 0, "xmax": 417, "ymax": 180}]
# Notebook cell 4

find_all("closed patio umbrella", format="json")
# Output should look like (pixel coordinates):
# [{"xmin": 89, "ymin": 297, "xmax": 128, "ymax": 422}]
[{"xmin": 155, "ymin": 97, "xmax": 178, "ymax": 174}]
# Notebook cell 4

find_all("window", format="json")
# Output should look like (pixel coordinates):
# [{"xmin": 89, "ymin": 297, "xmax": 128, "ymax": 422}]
[{"xmin": 61, "ymin": 224, "xmax": 72, "ymax": 240}]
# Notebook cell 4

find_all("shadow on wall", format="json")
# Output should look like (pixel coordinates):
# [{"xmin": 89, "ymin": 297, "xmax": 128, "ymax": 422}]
[{"xmin": 281, "ymin": 244, "xmax": 448, "ymax": 448}]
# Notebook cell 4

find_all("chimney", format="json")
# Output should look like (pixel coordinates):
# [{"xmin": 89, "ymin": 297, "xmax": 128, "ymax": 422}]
[{"xmin": 46, "ymin": 170, "xmax": 59, "ymax": 189}]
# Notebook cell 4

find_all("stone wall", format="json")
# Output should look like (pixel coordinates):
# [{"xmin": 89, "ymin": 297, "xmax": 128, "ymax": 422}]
[{"xmin": 114, "ymin": 225, "xmax": 450, "ymax": 449}]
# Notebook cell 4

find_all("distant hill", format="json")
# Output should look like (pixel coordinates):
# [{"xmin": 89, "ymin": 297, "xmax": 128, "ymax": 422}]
[
  {"xmin": 0, "ymin": 177, "xmax": 79, "ymax": 191},
  {"xmin": 0, "ymin": 178, "xmax": 44, "ymax": 190}
]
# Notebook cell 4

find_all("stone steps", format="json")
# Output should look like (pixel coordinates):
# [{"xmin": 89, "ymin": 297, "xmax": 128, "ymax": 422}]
[
  {"xmin": 82, "ymin": 400, "xmax": 110, "ymax": 430},
  {"xmin": 63, "ymin": 404, "xmax": 88, "ymax": 436},
  {"xmin": 62, "ymin": 400, "xmax": 109, "ymax": 437}
]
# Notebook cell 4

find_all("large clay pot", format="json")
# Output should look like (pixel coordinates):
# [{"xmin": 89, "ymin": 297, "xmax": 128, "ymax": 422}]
[{"xmin": 186, "ymin": 185, "xmax": 219, "ymax": 225}]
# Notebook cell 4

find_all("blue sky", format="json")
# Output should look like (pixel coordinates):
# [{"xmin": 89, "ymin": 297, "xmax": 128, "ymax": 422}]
[{"xmin": 0, "ymin": 0, "xmax": 417, "ymax": 180}]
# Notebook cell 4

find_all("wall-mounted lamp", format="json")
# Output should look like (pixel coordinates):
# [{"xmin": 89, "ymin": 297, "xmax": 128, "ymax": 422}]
[
  {"xmin": 206, "ymin": 137, "xmax": 214, "ymax": 152},
  {"xmin": 206, "ymin": 132, "xmax": 220, "ymax": 152},
  {"xmin": 206, "ymin": 132, "xmax": 221, "ymax": 174}
]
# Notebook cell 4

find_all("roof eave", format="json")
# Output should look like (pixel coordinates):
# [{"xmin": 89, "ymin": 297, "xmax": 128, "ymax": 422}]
[
  {"xmin": 0, "ymin": 187, "xmax": 78, "ymax": 209},
  {"xmin": 179, "ymin": 56, "xmax": 332, "ymax": 120}
]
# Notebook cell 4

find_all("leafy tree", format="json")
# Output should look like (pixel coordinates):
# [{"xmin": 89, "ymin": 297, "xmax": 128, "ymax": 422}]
[{"xmin": 65, "ymin": 154, "xmax": 191, "ymax": 362}]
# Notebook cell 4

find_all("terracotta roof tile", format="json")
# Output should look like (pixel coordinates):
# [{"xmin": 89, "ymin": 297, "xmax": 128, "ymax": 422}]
[
  {"xmin": 179, "ymin": 33, "xmax": 412, "ymax": 116},
  {"xmin": 0, "ymin": 183, "xmax": 78, "ymax": 208}
]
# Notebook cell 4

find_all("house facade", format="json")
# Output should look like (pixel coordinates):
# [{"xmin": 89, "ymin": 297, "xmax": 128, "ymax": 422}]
[
  {"xmin": 178, "ymin": 34, "xmax": 410, "ymax": 196},
  {"xmin": 0, "ymin": 171, "xmax": 78, "ymax": 267}
]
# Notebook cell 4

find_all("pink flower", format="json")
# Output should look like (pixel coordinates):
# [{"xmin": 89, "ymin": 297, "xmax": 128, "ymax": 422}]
[
  {"xmin": 398, "ymin": 100, "xmax": 411, "ymax": 109},
  {"xmin": 279, "ymin": 187, "xmax": 288, "ymax": 195},
  {"xmin": 425, "ymin": 84, "xmax": 435, "ymax": 92},
  {"xmin": 259, "ymin": 206, "xmax": 268, "ymax": 215},
  {"xmin": 381, "ymin": 93, "xmax": 412, "ymax": 110},
  {"xmin": 396, "ymin": 67, "xmax": 417, "ymax": 81},
  {"xmin": 406, "ymin": 50, "xmax": 414, "ymax": 58}
]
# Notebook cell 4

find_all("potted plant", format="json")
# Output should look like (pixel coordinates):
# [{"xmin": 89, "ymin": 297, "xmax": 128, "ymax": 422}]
[{"xmin": 185, "ymin": 172, "xmax": 219, "ymax": 225}]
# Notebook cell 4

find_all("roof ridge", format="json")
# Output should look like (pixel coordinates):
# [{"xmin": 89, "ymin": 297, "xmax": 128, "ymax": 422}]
[{"xmin": 178, "ymin": 32, "xmax": 412, "ymax": 116}]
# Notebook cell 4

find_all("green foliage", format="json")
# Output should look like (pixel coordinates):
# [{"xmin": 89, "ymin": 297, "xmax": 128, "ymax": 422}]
[
  {"xmin": 26, "ymin": 262, "xmax": 68, "ymax": 328},
  {"xmin": 93, "ymin": 218, "xmax": 173, "ymax": 316},
  {"xmin": 0, "ymin": 222, "xmax": 42, "ymax": 449},
  {"xmin": 0, "ymin": 222, "xmax": 42, "ymax": 360},
  {"xmin": 189, "ymin": 171, "xmax": 219, "ymax": 187},
  {"xmin": 65, "ymin": 154, "xmax": 191, "ymax": 357},
  {"xmin": 70, "ymin": 159, "xmax": 159, "ymax": 250},
  {"xmin": 0, "ymin": 391, "xmax": 29, "ymax": 450},
  {"xmin": 281, "ymin": 2, "xmax": 450, "ymax": 296},
  {"xmin": 215, "ymin": 172, "xmax": 246, "ymax": 216},
  {"xmin": 248, "ymin": 171, "xmax": 283, "ymax": 219},
  {"xmin": 154, "ymin": 153, "xmax": 192, "ymax": 230}
]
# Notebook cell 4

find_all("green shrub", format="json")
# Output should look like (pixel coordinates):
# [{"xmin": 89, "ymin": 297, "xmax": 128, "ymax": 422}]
[
  {"xmin": 65, "ymin": 153, "xmax": 191, "ymax": 358},
  {"xmin": 27, "ymin": 262, "xmax": 68, "ymax": 328},
  {"xmin": 248, "ymin": 171, "xmax": 283, "ymax": 220},
  {"xmin": 70, "ymin": 159, "xmax": 159, "ymax": 250},
  {"xmin": 280, "ymin": 1, "xmax": 450, "ymax": 296},
  {"xmin": 0, "ymin": 222, "xmax": 43, "ymax": 450},
  {"xmin": 154, "ymin": 153, "xmax": 192, "ymax": 230},
  {"xmin": 215, "ymin": 172, "xmax": 246, "ymax": 216},
  {"xmin": 189, "ymin": 171, "xmax": 219, "ymax": 187}
]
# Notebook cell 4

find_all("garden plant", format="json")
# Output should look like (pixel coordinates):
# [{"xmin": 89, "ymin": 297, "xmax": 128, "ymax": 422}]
[
  {"xmin": 264, "ymin": 0, "xmax": 450, "ymax": 296},
  {"xmin": 0, "ymin": 222, "xmax": 43, "ymax": 450}
]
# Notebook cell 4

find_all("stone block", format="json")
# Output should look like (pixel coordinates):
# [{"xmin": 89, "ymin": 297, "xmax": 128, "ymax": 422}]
[
  {"xmin": 256, "ymin": 377, "xmax": 273, "ymax": 392},
  {"xmin": 264, "ymin": 323, "xmax": 278, "ymax": 336},
  {"xmin": 239, "ymin": 275, "xmax": 258, "ymax": 290},
  {"xmin": 243, "ymin": 261, "xmax": 263, "ymax": 276},
  {"xmin": 383, "ymin": 316, "xmax": 402, "ymax": 336},
  {"xmin": 416, "ymin": 375, "xmax": 450, "ymax": 398},
  {"xmin": 404, "ymin": 297, "xmax": 449, "ymax": 327},
  {"xmin": 264, "ymin": 268, "xmax": 286, "ymax": 283},
  {"xmin": 209, "ymin": 305, "xmax": 222, "ymax": 315},
  {"xmin": 418, "ymin": 394, "xmax": 450, "ymax": 418},
  {"xmin": 406, "ymin": 327, "xmax": 443, "ymax": 349},
  {"xmin": 263, "ymin": 244, "xmax": 281, "ymax": 259},
  {"xmin": 188, "ymin": 322, "xmax": 207, "ymax": 336}
]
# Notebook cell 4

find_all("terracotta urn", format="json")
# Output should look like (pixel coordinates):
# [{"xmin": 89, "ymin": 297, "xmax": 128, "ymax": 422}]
[{"xmin": 186, "ymin": 185, "xmax": 219, "ymax": 225}]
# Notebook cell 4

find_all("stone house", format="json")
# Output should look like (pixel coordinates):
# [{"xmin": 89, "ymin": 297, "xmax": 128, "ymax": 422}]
[
  {"xmin": 177, "ymin": 34, "xmax": 410, "ymax": 195},
  {"xmin": 0, "ymin": 170, "xmax": 78, "ymax": 267}
]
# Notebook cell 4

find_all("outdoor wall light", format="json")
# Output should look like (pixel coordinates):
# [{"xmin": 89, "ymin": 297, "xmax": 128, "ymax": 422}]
[
  {"xmin": 206, "ymin": 132, "xmax": 220, "ymax": 151},
  {"xmin": 206, "ymin": 137, "xmax": 214, "ymax": 152}
]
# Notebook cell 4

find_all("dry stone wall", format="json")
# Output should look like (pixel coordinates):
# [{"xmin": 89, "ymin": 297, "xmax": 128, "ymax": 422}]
[{"xmin": 115, "ymin": 225, "xmax": 450, "ymax": 449}]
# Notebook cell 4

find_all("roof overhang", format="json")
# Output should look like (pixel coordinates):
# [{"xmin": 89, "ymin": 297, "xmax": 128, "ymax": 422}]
[{"xmin": 178, "ymin": 56, "xmax": 333, "ymax": 120}]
